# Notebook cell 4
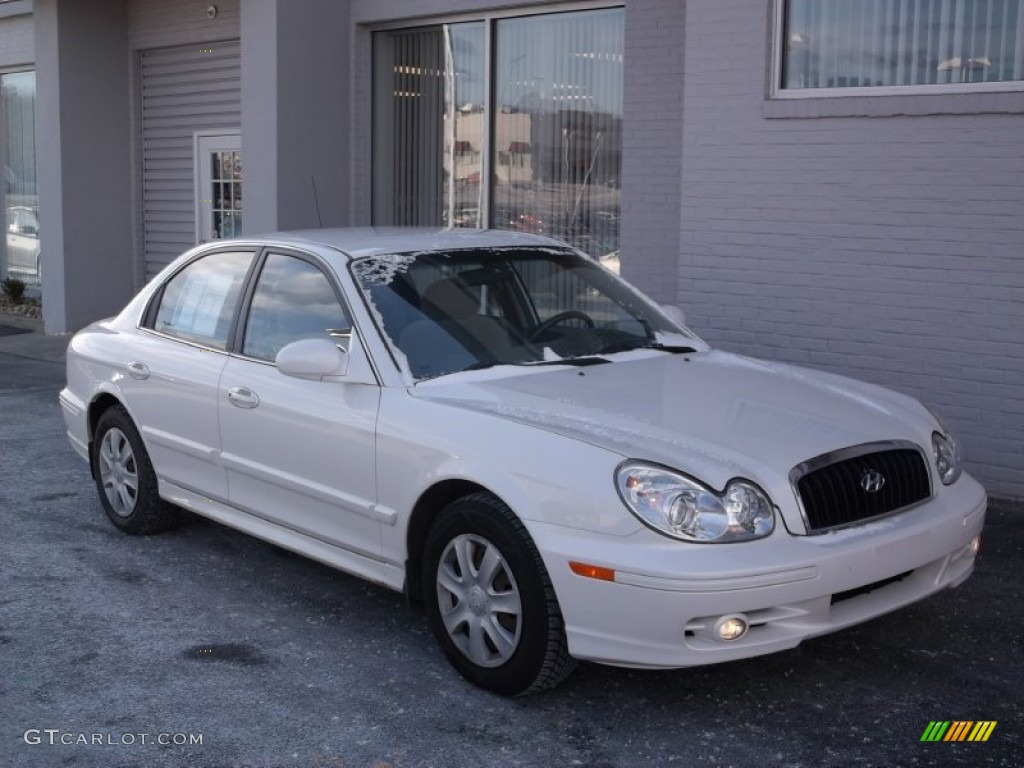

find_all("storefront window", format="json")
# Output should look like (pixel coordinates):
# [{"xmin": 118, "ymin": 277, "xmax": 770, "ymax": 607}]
[
  {"xmin": 1, "ymin": 70, "xmax": 39, "ymax": 284},
  {"xmin": 781, "ymin": 0, "xmax": 1024, "ymax": 90},
  {"xmin": 373, "ymin": 9, "xmax": 623, "ymax": 267}
]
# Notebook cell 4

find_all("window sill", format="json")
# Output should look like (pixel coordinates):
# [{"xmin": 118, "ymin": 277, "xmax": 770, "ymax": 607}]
[{"xmin": 763, "ymin": 89, "xmax": 1024, "ymax": 119}]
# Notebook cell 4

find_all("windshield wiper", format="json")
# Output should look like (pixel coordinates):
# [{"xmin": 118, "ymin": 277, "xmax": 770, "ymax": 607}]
[
  {"xmin": 448, "ymin": 355, "xmax": 613, "ymax": 376},
  {"xmin": 598, "ymin": 341, "xmax": 697, "ymax": 355},
  {"xmin": 519, "ymin": 356, "xmax": 610, "ymax": 367},
  {"xmin": 643, "ymin": 342, "xmax": 697, "ymax": 353}
]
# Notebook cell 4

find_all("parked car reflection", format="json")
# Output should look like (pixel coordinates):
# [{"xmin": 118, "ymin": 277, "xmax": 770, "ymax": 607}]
[{"xmin": 6, "ymin": 205, "xmax": 40, "ymax": 282}]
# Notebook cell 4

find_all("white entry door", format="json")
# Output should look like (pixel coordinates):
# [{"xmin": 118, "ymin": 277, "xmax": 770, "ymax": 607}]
[{"xmin": 195, "ymin": 132, "xmax": 242, "ymax": 243}]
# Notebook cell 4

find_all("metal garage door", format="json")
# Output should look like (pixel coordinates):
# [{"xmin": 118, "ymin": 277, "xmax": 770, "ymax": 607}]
[{"xmin": 139, "ymin": 40, "xmax": 240, "ymax": 280}]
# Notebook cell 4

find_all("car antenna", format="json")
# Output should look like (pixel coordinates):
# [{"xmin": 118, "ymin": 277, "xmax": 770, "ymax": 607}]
[{"xmin": 311, "ymin": 175, "xmax": 323, "ymax": 228}]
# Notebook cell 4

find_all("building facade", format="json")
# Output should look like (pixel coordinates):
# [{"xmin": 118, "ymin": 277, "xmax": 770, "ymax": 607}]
[{"xmin": 0, "ymin": 0, "xmax": 1022, "ymax": 497}]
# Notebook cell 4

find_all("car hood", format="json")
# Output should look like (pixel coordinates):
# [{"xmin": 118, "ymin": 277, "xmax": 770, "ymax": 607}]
[{"xmin": 409, "ymin": 350, "xmax": 937, "ymax": 530}]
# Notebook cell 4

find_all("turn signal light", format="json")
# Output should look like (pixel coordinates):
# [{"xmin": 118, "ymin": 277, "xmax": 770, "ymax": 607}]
[{"xmin": 569, "ymin": 561, "xmax": 616, "ymax": 582}]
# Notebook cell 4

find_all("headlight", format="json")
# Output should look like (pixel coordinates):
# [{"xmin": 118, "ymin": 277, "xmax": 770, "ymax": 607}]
[
  {"xmin": 926, "ymin": 407, "xmax": 962, "ymax": 486},
  {"xmin": 615, "ymin": 462, "xmax": 774, "ymax": 543},
  {"xmin": 931, "ymin": 430, "xmax": 962, "ymax": 485}
]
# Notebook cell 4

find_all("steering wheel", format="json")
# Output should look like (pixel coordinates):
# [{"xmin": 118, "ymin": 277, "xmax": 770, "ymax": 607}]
[{"xmin": 528, "ymin": 311, "xmax": 595, "ymax": 342}]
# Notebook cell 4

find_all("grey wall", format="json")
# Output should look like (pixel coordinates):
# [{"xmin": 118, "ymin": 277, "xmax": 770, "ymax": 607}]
[
  {"xmin": 35, "ymin": 0, "xmax": 135, "ymax": 334},
  {"xmin": 676, "ymin": 0, "xmax": 1024, "ymax": 498},
  {"xmin": 242, "ymin": 0, "xmax": 351, "ymax": 234},
  {"xmin": 619, "ymin": 0, "xmax": 685, "ymax": 304},
  {"xmin": 128, "ymin": 0, "xmax": 240, "ymax": 50}
]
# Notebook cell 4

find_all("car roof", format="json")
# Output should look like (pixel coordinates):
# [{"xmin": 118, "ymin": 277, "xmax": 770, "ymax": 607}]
[{"xmin": 237, "ymin": 227, "xmax": 571, "ymax": 261}]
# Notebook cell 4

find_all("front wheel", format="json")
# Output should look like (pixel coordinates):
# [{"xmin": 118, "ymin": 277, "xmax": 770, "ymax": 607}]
[
  {"xmin": 91, "ymin": 405, "xmax": 179, "ymax": 535},
  {"xmin": 422, "ymin": 493, "xmax": 576, "ymax": 695}
]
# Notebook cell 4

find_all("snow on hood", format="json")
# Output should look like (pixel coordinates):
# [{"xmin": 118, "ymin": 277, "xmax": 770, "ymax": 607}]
[{"xmin": 409, "ymin": 350, "xmax": 935, "ymax": 519}]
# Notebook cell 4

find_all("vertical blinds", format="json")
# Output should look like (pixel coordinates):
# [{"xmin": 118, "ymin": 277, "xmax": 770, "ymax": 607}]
[
  {"xmin": 1, "ymin": 72, "xmax": 36, "ymax": 202},
  {"xmin": 784, "ymin": 0, "xmax": 1024, "ymax": 89},
  {"xmin": 378, "ymin": 28, "xmax": 445, "ymax": 226}
]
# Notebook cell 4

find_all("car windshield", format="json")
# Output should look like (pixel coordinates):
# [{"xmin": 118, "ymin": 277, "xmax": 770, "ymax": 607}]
[{"xmin": 351, "ymin": 247, "xmax": 697, "ymax": 381}]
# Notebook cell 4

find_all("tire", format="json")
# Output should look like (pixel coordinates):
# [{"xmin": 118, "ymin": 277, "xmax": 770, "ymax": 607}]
[
  {"xmin": 91, "ymin": 405, "xmax": 179, "ymax": 535},
  {"xmin": 422, "ymin": 492, "xmax": 576, "ymax": 696}
]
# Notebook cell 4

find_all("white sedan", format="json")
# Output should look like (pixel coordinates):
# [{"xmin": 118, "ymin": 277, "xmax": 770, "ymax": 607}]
[{"xmin": 60, "ymin": 229, "xmax": 986, "ymax": 695}]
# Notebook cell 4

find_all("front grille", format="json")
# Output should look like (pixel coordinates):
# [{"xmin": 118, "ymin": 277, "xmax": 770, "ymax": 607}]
[{"xmin": 793, "ymin": 443, "xmax": 931, "ymax": 533}]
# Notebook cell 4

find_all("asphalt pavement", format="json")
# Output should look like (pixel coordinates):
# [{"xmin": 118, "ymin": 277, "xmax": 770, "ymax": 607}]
[{"xmin": 1, "ymin": 317, "xmax": 1021, "ymax": 768}]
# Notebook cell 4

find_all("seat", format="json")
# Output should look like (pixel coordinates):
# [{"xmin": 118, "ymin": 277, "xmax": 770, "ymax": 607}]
[{"xmin": 420, "ymin": 278, "xmax": 518, "ymax": 359}]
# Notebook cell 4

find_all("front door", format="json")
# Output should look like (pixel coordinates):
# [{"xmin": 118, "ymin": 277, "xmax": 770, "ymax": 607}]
[
  {"xmin": 218, "ymin": 250, "xmax": 382, "ymax": 557},
  {"xmin": 195, "ymin": 132, "xmax": 242, "ymax": 244}
]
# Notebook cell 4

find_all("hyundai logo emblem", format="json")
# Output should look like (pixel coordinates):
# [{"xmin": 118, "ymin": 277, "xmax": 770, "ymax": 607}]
[{"xmin": 860, "ymin": 469, "xmax": 886, "ymax": 493}]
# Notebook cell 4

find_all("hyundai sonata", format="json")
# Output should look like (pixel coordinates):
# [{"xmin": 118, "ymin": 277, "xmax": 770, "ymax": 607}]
[{"xmin": 60, "ymin": 228, "xmax": 986, "ymax": 695}]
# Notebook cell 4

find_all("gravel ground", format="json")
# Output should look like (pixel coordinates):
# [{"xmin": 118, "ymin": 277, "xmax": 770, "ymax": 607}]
[{"xmin": 1, "ymin": 333, "xmax": 1021, "ymax": 768}]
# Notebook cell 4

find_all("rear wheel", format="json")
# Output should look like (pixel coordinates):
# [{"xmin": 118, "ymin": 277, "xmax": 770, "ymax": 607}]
[
  {"xmin": 422, "ymin": 492, "xmax": 576, "ymax": 695},
  {"xmin": 92, "ymin": 405, "xmax": 179, "ymax": 535}
]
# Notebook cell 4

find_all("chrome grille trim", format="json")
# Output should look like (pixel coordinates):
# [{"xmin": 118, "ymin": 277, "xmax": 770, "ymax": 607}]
[{"xmin": 789, "ymin": 440, "xmax": 933, "ymax": 535}]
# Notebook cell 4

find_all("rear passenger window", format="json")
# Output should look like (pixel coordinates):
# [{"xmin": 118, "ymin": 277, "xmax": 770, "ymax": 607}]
[
  {"xmin": 152, "ymin": 250, "xmax": 253, "ymax": 349},
  {"xmin": 242, "ymin": 253, "xmax": 349, "ymax": 362}
]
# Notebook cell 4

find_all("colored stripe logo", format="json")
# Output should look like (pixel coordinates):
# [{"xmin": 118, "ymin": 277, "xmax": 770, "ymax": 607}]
[{"xmin": 920, "ymin": 721, "xmax": 997, "ymax": 742}]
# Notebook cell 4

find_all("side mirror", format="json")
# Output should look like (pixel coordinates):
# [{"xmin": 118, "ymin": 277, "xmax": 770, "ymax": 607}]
[
  {"xmin": 660, "ymin": 304, "xmax": 686, "ymax": 327},
  {"xmin": 276, "ymin": 338, "xmax": 348, "ymax": 380},
  {"xmin": 275, "ymin": 331, "xmax": 376, "ymax": 385}
]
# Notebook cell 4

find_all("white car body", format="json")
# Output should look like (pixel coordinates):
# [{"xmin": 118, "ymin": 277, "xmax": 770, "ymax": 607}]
[{"xmin": 60, "ymin": 228, "xmax": 986, "ymax": 692}]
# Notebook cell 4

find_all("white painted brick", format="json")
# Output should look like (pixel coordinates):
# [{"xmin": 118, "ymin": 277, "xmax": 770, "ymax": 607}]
[{"xmin": 671, "ymin": 0, "xmax": 1024, "ymax": 497}]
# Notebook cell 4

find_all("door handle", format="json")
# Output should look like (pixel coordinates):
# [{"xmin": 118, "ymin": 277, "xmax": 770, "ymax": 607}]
[
  {"xmin": 227, "ymin": 386, "xmax": 260, "ymax": 409},
  {"xmin": 126, "ymin": 361, "xmax": 150, "ymax": 380}
]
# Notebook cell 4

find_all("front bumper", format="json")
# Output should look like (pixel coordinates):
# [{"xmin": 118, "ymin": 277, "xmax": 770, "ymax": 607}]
[
  {"xmin": 534, "ymin": 475, "xmax": 986, "ymax": 668},
  {"xmin": 59, "ymin": 387, "xmax": 90, "ymax": 462}
]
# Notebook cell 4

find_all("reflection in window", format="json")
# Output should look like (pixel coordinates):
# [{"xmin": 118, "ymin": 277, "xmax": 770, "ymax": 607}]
[
  {"xmin": 373, "ymin": 10, "xmax": 623, "ymax": 266},
  {"xmin": 153, "ymin": 251, "xmax": 254, "ymax": 349},
  {"xmin": 373, "ymin": 22, "xmax": 485, "ymax": 228},
  {"xmin": 243, "ymin": 253, "xmax": 348, "ymax": 362},
  {"xmin": 2, "ymin": 71, "xmax": 40, "ymax": 284},
  {"xmin": 783, "ymin": 0, "xmax": 1024, "ymax": 90}
]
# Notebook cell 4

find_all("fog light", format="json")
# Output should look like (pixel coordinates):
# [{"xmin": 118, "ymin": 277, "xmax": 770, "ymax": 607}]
[
  {"xmin": 714, "ymin": 615, "xmax": 748, "ymax": 642},
  {"xmin": 969, "ymin": 536, "xmax": 981, "ymax": 557}
]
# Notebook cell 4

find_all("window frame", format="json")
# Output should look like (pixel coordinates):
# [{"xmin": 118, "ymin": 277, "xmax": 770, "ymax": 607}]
[{"xmin": 769, "ymin": 0, "xmax": 1024, "ymax": 100}]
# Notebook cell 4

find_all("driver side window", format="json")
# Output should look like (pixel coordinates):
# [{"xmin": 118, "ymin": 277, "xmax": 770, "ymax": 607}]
[{"xmin": 242, "ymin": 252, "xmax": 349, "ymax": 362}]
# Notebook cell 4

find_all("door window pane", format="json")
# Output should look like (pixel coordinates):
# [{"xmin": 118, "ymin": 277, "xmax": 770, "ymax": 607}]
[
  {"xmin": 242, "ymin": 253, "xmax": 349, "ymax": 362},
  {"xmin": 152, "ymin": 251, "xmax": 253, "ymax": 348},
  {"xmin": 783, "ymin": 0, "xmax": 1024, "ymax": 89},
  {"xmin": 211, "ymin": 149, "xmax": 242, "ymax": 238}
]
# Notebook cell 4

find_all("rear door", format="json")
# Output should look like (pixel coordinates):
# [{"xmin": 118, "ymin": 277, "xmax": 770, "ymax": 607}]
[{"xmin": 123, "ymin": 248, "xmax": 257, "ymax": 501}]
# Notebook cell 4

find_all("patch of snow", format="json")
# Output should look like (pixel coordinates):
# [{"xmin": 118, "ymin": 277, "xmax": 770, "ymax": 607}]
[{"xmin": 351, "ymin": 253, "xmax": 417, "ymax": 286}]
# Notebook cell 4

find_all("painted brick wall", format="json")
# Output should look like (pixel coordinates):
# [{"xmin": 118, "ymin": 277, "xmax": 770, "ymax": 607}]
[
  {"xmin": 0, "ymin": 12, "xmax": 33, "ymax": 67},
  {"xmin": 619, "ymin": 0, "xmax": 685, "ymax": 304},
  {"xmin": 678, "ymin": 1, "xmax": 1024, "ymax": 498}
]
